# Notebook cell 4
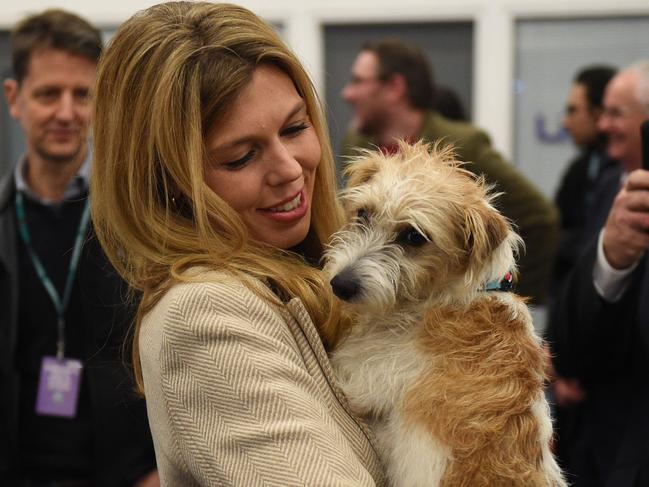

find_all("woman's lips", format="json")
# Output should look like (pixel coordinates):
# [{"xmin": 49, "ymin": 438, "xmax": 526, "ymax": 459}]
[{"xmin": 258, "ymin": 189, "xmax": 308, "ymax": 222}]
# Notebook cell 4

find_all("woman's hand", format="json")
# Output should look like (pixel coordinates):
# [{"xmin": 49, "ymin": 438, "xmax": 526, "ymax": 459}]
[{"xmin": 134, "ymin": 470, "xmax": 160, "ymax": 487}]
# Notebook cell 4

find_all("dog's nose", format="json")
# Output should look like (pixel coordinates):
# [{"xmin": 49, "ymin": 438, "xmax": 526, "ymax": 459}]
[{"xmin": 330, "ymin": 271, "xmax": 361, "ymax": 301}]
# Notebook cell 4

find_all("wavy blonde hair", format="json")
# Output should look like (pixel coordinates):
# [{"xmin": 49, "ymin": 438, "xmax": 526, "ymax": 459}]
[{"xmin": 91, "ymin": 1, "xmax": 346, "ymax": 391}]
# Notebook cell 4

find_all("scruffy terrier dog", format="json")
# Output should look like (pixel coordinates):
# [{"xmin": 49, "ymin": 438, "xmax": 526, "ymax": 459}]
[{"xmin": 325, "ymin": 141, "xmax": 565, "ymax": 487}]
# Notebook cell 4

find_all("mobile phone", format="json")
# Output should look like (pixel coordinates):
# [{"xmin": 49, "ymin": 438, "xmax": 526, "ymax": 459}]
[{"xmin": 642, "ymin": 119, "xmax": 649, "ymax": 170}]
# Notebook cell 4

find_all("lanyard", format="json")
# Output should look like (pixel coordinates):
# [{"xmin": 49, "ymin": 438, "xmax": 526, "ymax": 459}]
[{"xmin": 15, "ymin": 191, "xmax": 91, "ymax": 359}]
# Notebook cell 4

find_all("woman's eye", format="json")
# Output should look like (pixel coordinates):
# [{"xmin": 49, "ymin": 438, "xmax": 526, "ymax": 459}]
[
  {"xmin": 281, "ymin": 122, "xmax": 309, "ymax": 137},
  {"xmin": 397, "ymin": 226, "xmax": 428, "ymax": 247},
  {"xmin": 223, "ymin": 150, "xmax": 255, "ymax": 170}
]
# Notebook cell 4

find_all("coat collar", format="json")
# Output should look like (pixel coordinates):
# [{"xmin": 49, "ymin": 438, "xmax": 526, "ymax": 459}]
[
  {"xmin": 639, "ymin": 256, "xmax": 649, "ymax": 352},
  {"xmin": 0, "ymin": 170, "xmax": 15, "ymax": 213},
  {"xmin": 0, "ymin": 172, "xmax": 17, "ymax": 271},
  {"xmin": 13, "ymin": 151, "xmax": 91, "ymax": 206},
  {"xmin": 282, "ymin": 298, "xmax": 386, "ymax": 485},
  {"xmin": 343, "ymin": 110, "xmax": 450, "ymax": 153},
  {"xmin": 0, "ymin": 171, "xmax": 19, "ymax": 368}
]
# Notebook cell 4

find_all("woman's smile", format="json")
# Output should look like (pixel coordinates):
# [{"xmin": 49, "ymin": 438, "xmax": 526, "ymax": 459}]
[{"xmin": 259, "ymin": 188, "xmax": 309, "ymax": 222}]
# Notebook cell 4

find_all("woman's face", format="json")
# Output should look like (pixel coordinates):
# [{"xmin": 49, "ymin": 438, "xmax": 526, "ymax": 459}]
[{"xmin": 204, "ymin": 65, "xmax": 321, "ymax": 249}]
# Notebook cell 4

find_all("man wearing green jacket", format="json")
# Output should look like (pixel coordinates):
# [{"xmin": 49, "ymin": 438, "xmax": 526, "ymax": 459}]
[{"xmin": 340, "ymin": 38, "xmax": 558, "ymax": 304}]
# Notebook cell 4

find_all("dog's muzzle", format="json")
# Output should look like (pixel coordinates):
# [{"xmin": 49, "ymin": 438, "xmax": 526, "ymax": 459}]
[{"xmin": 330, "ymin": 269, "xmax": 361, "ymax": 301}]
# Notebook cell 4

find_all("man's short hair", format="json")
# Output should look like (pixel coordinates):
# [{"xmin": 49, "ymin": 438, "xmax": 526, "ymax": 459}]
[
  {"xmin": 10, "ymin": 8, "xmax": 102, "ymax": 83},
  {"xmin": 574, "ymin": 65, "xmax": 617, "ymax": 110},
  {"xmin": 362, "ymin": 38, "xmax": 435, "ymax": 111},
  {"xmin": 434, "ymin": 85, "xmax": 467, "ymax": 122}
]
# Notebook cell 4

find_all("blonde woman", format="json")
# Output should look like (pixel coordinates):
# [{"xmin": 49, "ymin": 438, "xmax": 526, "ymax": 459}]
[{"xmin": 91, "ymin": 2, "xmax": 385, "ymax": 486}]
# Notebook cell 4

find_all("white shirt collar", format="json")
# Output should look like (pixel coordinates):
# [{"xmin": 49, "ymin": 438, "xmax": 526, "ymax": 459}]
[{"xmin": 14, "ymin": 149, "xmax": 91, "ymax": 206}]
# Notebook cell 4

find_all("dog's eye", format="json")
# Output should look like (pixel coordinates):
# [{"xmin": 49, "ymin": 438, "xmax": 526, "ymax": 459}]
[
  {"xmin": 356, "ymin": 208, "xmax": 370, "ymax": 222},
  {"xmin": 397, "ymin": 227, "xmax": 428, "ymax": 247}
]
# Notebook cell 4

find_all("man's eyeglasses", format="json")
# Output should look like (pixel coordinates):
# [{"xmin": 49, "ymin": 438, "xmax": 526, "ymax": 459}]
[{"xmin": 347, "ymin": 75, "xmax": 382, "ymax": 86}]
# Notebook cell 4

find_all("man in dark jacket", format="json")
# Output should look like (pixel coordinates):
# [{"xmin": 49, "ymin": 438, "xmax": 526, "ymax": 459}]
[
  {"xmin": 549, "ymin": 65, "xmax": 617, "ymax": 477},
  {"xmin": 0, "ymin": 9, "xmax": 157, "ymax": 486},
  {"xmin": 554, "ymin": 65, "xmax": 617, "ymax": 288}
]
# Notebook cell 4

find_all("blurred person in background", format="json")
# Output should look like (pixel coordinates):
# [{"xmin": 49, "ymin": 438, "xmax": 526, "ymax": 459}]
[
  {"xmin": 548, "ymin": 64, "xmax": 617, "ymax": 482},
  {"xmin": 340, "ymin": 38, "xmax": 559, "ymax": 305},
  {"xmin": 549, "ymin": 61, "xmax": 649, "ymax": 487},
  {"xmin": 554, "ymin": 65, "xmax": 618, "ymax": 287},
  {"xmin": 433, "ymin": 84, "xmax": 468, "ymax": 122},
  {"xmin": 0, "ymin": 9, "xmax": 157, "ymax": 487}
]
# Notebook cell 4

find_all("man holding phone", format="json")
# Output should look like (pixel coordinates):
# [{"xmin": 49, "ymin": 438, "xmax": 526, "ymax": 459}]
[{"xmin": 550, "ymin": 62, "xmax": 649, "ymax": 486}]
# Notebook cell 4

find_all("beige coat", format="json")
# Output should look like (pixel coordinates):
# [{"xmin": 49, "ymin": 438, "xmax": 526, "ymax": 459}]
[{"xmin": 140, "ymin": 272, "xmax": 386, "ymax": 486}]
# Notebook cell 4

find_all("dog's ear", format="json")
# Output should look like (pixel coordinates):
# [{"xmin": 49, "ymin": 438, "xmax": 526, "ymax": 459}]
[
  {"xmin": 463, "ymin": 202, "xmax": 509, "ymax": 268},
  {"xmin": 344, "ymin": 152, "xmax": 382, "ymax": 188}
]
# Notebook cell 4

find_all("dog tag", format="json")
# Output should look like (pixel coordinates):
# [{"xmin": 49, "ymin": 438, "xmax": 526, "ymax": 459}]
[{"xmin": 35, "ymin": 356, "xmax": 83, "ymax": 418}]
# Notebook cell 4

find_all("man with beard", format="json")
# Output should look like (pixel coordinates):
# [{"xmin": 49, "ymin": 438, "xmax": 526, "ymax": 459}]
[{"xmin": 0, "ymin": 9, "xmax": 157, "ymax": 486}]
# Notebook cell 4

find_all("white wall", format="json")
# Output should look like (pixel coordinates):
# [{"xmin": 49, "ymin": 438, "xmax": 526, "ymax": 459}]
[
  {"xmin": 515, "ymin": 17, "xmax": 649, "ymax": 197},
  {"xmin": 3, "ymin": 0, "xmax": 648, "ymax": 162}
]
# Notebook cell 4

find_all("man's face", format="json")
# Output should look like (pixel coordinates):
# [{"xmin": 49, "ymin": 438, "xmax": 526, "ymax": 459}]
[
  {"xmin": 4, "ymin": 48, "xmax": 97, "ymax": 165},
  {"xmin": 563, "ymin": 83, "xmax": 600, "ymax": 147},
  {"xmin": 598, "ymin": 70, "xmax": 648, "ymax": 171},
  {"xmin": 341, "ymin": 50, "xmax": 390, "ymax": 135}
]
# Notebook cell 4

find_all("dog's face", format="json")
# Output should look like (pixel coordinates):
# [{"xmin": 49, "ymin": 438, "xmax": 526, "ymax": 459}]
[{"xmin": 324, "ymin": 141, "xmax": 521, "ymax": 313}]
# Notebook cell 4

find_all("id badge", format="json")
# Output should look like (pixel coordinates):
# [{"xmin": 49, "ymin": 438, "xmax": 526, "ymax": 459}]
[{"xmin": 35, "ymin": 356, "xmax": 83, "ymax": 418}]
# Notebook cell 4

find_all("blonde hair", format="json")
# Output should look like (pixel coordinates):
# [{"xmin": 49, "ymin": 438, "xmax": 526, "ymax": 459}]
[{"xmin": 91, "ymin": 1, "xmax": 345, "ymax": 391}]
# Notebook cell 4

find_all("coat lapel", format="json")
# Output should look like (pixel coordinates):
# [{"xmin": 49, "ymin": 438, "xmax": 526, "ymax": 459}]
[
  {"xmin": 0, "ymin": 173, "xmax": 18, "ymax": 356},
  {"xmin": 0, "ymin": 173, "xmax": 17, "ymax": 275},
  {"xmin": 638, "ymin": 256, "xmax": 649, "ymax": 354},
  {"xmin": 283, "ymin": 298, "xmax": 386, "ymax": 485}
]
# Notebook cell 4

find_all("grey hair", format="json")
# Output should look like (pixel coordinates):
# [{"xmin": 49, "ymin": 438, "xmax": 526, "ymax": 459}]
[{"xmin": 628, "ymin": 60, "xmax": 649, "ymax": 115}]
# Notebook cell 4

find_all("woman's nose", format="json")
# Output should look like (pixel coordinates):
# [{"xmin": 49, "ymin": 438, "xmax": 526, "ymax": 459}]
[{"xmin": 266, "ymin": 141, "xmax": 302, "ymax": 186}]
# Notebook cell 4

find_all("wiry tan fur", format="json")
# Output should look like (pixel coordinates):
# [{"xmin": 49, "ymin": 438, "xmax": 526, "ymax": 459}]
[{"xmin": 325, "ymin": 141, "xmax": 565, "ymax": 487}]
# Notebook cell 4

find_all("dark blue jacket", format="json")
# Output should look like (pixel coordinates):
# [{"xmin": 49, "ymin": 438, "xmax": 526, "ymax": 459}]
[
  {"xmin": 549, "ymin": 167, "xmax": 649, "ymax": 487},
  {"xmin": 0, "ymin": 172, "xmax": 156, "ymax": 486}
]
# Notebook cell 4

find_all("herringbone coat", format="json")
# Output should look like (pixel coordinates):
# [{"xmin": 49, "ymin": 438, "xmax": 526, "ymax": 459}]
[{"xmin": 139, "ymin": 272, "xmax": 386, "ymax": 486}]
